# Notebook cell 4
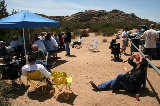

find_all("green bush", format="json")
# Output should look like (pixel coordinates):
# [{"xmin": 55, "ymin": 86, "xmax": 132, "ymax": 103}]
[
  {"xmin": 116, "ymin": 35, "xmax": 120, "ymax": 39},
  {"xmin": 81, "ymin": 30, "xmax": 89, "ymax": 37},
  {"xmin": 95, "ymin": 31, "xmax": 101, "ymax": 36},
  {"xmin": 102, "ymin": 38, "xmax": 107, "ymax": 42},
  {"xmin": 73, "ymin": 29, "xmax": 81, "ymax": 37}
]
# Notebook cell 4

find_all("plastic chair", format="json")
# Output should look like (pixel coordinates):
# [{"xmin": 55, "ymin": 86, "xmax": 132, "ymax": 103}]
[
  {"xmin": 51, "ymin": 71, "xmax": 73, "ymax": 100},
  {"xmin": 89, "ymin": 40, "xmax": 95, "ymax": 47},
  {"xmin": 27, "ymin": 70, "xmax": 49, "ymax": 95},
  {"xmin": 89, "ymin": 41, "xmax": 99, "ymax": 51},
  {"xmin": 0, "ymin": 65, "xmax": 22, "ymax": 90}
]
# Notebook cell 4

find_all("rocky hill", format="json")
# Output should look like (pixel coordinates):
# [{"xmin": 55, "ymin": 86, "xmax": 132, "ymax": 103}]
[{"xmin": 36, "ymin": 9, "xmax": 155, "ymax": 24}]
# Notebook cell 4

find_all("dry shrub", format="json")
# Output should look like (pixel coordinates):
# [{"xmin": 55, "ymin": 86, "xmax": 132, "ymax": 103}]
[
  {"xmin": 102, "ymin": 38, "xmax": 107, "ymax": 42},
  {"xmin": 116, "ymin": 35, "xmax": 120, "ymax": 39}
]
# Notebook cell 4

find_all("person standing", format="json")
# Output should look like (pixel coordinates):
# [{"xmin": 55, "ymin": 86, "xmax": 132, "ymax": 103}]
[
  {"xmin": 64, "ymin": 27, "xmax": 71, "ymax": 56},
  {"xmin": 141, "ymin": 24, "xmax": 159, "ymax": 67},
  {"xmin": 19, "ymin": 31, "xmax": 25, "ymax": 45},
  {"xmin": 121, "ymin": 27, "xmax": 129, "ymax": 55}
]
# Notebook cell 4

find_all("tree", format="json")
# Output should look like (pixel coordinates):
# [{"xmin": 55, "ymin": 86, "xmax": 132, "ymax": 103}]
[
  {"xmin": 0, "ymin": 0, "xmax": 9, "ymax": 18},
  {"xmin": 0, "ymin": 0, "xmax": 10, "ymax": 43}
]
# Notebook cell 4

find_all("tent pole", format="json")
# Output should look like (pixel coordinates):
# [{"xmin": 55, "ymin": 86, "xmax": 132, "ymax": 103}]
[{"xmin": 23, "ymin": 28, "xmax": 27, "ymax": 63}]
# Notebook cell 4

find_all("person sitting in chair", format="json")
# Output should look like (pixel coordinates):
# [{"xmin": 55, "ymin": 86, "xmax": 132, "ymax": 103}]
[
  {"xmin": 22, "ymin": 55, "xmax": 51, "ymax": 79},
  {"xmin": 0, "ymin": 55, "xmax": 22, "ymax": 80},
  {"xmin": 90, "ymin": 54, "xmax": 148, "ymax": 92},
  {"xmin": 10, "ymin": 35, "xmax": 23, "ymax": 58},
  {"xmin": 59, "ymin": 33, "xmax": 65, "ymax": 49},
  {"xmin": 31, "ymin": 44, "xmax": 56, "ymax": 72},
  {"xmin": 33, "ymin": 37, "xmax": 47, "ymax": 54},
  {"xmin": 32, "ymin": 44, "xmax": 45, "ymax": 60},
  {"xmin": 109, "ymin": 39, "xmax": 120, "ymax": 59},
  {"xmin": 72, "ymin": 36, "xmax": 82, "ymax": 48},
  {"xmin": 0, "ymin": 41, "xmax": 7, "ymax": 58}
]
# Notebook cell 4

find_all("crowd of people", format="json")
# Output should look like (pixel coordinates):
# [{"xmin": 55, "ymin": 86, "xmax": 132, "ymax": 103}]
[{"xmin": 0, "ymin": 24, "xmax": 159, "ymax": 94}]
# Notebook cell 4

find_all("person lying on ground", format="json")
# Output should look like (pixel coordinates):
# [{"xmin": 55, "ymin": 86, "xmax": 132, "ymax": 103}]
[{"xmin": 90, "ymin": 54, "xmax": 148, "ymax": 92}]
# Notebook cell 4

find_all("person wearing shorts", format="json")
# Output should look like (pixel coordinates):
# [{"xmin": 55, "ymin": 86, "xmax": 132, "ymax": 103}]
[
  {"xmin": 141, "ymin": 24, "xmax": 159, "ymax": 67},
  {"xmin": 121, "ymin": 27, "xmax": 129, "ymax": 55}
]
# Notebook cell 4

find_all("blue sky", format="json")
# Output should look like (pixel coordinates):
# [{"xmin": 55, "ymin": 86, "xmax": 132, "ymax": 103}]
[{"xmin": 5, "ymin": 0, "xmax": 160, "ymax": 22}]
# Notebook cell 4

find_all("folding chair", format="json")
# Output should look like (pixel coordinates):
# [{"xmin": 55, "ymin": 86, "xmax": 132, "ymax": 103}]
[
  {"xmin": 89, "ymin": 41, "xmax": 99, "ymax": 51},
  {"xmin": 111, "ymin": 43, "xmax": 121, "ymax": 59},
  {"xmin": 75, "ymin": 42, "xmax": 82, "ymax": 49},
  {"xmin": 0, "ymin": 65, "xmax": 22, "ymax": 90},
  {"xmin": 90, "ymin": 40, "xmax": 95, "ymax": 46},
  {"xmin": 51, "ymin": 71, "xmax": 73, "ymax": 100},
  {"xmin": 27, "ymin": 70, "xmax": 50, "ymax": 95}
]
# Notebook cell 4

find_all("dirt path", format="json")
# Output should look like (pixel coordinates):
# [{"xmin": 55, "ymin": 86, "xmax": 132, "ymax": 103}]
[{"xmin": 10, "ymin": 32, "xmax": 160, "ymax": 106}]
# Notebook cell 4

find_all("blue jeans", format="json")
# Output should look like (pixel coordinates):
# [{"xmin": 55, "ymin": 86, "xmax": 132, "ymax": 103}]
[
  {"xmin": 36, "ymin": 60, "xmax": 50, "ymax": 72},
  {"xmin": 98, "ymin": 73, "xmax": 133, "ymax": 91},
  {"xmin": 65, "ymin": 42, "xmax": 70, "ymax": 55}
]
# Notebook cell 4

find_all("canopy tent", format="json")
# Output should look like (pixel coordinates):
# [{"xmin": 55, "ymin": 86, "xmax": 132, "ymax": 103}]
[
  {"xmin": 0, "ymin": 10, "xmax": 60, "ymax": 62},
  {"xmin": 0, "ymin": 10, "xmax": 60, "ymax": 28}
]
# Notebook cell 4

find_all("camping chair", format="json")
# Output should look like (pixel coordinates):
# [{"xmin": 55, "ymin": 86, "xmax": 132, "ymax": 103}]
[
  {"xmin": 27, "ymin": 70, "xmax": 50, "ymax": 95},
  {"xmin": 111, "ymin": 43, "xmax": 121, "ymax": 60},
  {"xmin": 75, "ymin": 42, "xmax": 82, "ymax": 49},
  {"xmin": 0, "ymin": 65, "xmax": 22, "ymax": 90},
  {"xmin": 51, "ymin": 71, "xmax": 73, "ymax": 100}
]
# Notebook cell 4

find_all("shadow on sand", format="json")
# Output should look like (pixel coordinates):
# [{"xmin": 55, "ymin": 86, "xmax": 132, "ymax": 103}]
[{"xmin": 56, "ymin": 92, "xmax": 78, "ymax": 105}]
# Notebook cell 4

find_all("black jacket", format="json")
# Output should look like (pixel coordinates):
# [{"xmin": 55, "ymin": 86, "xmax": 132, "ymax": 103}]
[
  {"xmin": 64, "ymin": 31, "xmax": 71, "ymax": 42},
  {"xmin": 0, "ymin": 63, "xmax": 21, "ymax": 80},
  {"xmin": 124, "ymin": 58, "xmax": 145, "ymax": 87}
]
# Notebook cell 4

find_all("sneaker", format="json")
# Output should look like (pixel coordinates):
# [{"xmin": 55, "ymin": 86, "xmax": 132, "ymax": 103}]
[
  {"xmin": 90, "ymin": 81, "xmax": 99, "ymax": 91},
  {"xmin": 124, "ymin": 52, "xmax": 128, "ymax": 55}
]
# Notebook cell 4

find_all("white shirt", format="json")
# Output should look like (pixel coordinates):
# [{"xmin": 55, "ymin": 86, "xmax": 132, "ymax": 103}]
[
  {"xmin": 40, "ymin": 36, "xmax": 45, "ymax": 41},
  {"xmin": 122, "ymin": 31, "xmax": 128, "ymax": 41},
  {"xmin": 33, "ymin": 40, "xmax": 47, "ymax": 51},
  {"xmin": 54, "ymin": 36, "xmax": 60, "ymax": 44},
  {"xmin": 50, "ymin": 37, "xmax": 58, "ymax": 47},
  {"xmin": 78, "ymin": 38, "xmax": 82, "ymax": 42},
  {"xmin": 142, "ymin": 29, "xmax": 159, "ymax": 48},
  {"xmin": 10, "ymin": 40, "xmax": 19, "ymax": 48},
  {"xmin": 22, "ymin": 64, "xmax": 51, "ymax": 78},
  {"xmin": 44, "ymin": 40, "xmax": 54, "ymax": 51}
]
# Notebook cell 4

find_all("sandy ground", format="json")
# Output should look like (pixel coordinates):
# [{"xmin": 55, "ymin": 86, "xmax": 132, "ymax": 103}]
[{"xmin": 9, "ymin": 31, "xmax": 160, "ymax": 106}]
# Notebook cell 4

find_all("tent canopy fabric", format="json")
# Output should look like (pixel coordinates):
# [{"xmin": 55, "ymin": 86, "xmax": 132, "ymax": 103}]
[{"xmin": 0, "ymin": 10, "xmax": 60, "ymax": 28}]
